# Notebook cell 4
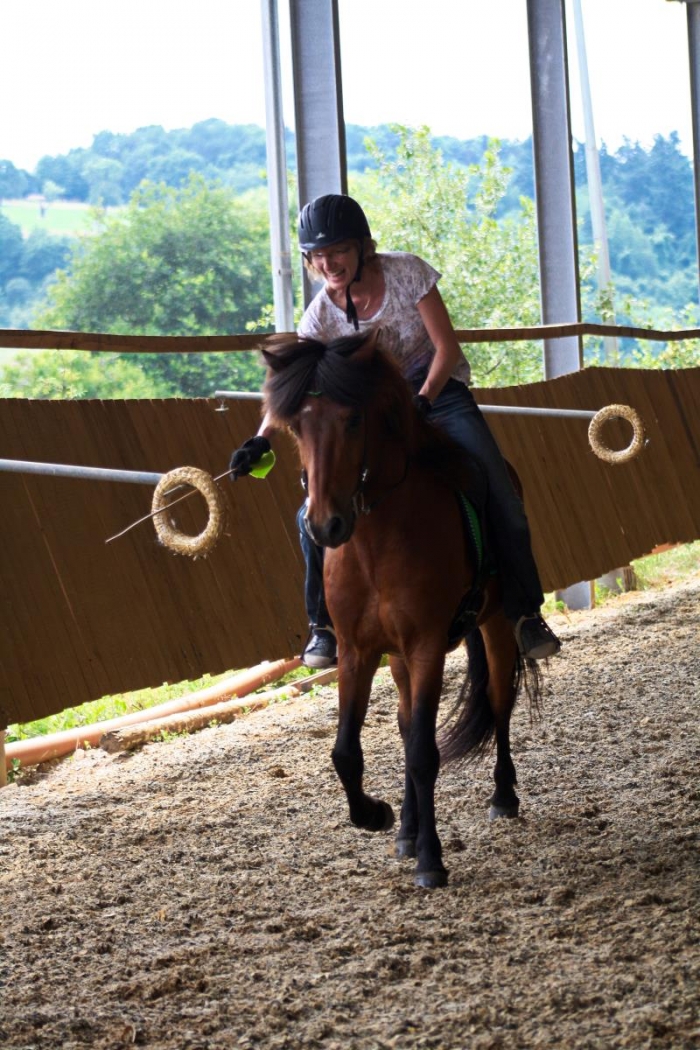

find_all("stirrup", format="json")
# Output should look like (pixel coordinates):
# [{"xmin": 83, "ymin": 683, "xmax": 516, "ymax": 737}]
[{"xmin": 514, "ymin": 614, "xmax": 561, "ymax": 661}]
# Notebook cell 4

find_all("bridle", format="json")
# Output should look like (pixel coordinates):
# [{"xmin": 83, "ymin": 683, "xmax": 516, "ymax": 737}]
[{"xmin": 300, "ymin": 407, "xmax": 410, "ymax": 520}]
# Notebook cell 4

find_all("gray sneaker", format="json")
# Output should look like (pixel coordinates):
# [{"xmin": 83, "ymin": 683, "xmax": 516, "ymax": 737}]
[
  {"xmin": 515, "ymin": 615, "xmax": 561, "ymax": 660},
  {"xmin": 302, "ymin": 627, "xmax": 337, "ymax": 669}
]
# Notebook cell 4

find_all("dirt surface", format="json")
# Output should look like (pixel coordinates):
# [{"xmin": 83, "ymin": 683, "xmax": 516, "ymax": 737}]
[{"xmin": 1, "ymin": 578, "xmax": 699, "ymax": 1050}]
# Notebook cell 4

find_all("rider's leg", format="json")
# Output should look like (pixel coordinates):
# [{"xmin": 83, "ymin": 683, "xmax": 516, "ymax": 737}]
[
  {"xmin": 296, "ymin": 502, "xmax": 337, "ymax": 667},
  {"xmin": 429, "ymin": 381, "xmax": 560, "ymax": 660}
]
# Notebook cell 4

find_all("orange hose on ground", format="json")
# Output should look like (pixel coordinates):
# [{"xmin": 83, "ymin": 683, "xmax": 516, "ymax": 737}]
[
  {"xmin": 4, "ymin": 656, "xmax": 301, "ymax": 772},
  {"xmin": 98, "ymin": 666, "xmax": 339, "ymax": 754}
]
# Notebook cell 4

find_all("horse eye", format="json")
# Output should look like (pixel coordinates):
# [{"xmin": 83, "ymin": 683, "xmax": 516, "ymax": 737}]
[{"xmin": 346, "ymin": 411, "xmax": 362, "ymax": 433}]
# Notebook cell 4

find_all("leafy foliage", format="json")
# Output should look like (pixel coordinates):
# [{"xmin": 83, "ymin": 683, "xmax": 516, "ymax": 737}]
[
  {"xmin": 0, "ymin": 213, "xmax": 73, "ymax": 327},
  {"xmin": 1, "ymin": 121, "xmax": 697, "ymax": 396},
  {"xmin": 354, "ymin": 126, "xmax": 543, "ymax": 385},
  {"xmin": 0, "ymin": 349, "xmax": 172, "ymax": 399},
  {"xmin": 34, "ymin": 176, "xmax": 271, "ymax": 396}
]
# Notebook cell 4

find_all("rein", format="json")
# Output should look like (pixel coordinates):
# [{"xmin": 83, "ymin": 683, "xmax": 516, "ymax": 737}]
[
  {"xmin": 351, "ymin": 411, "xmax": 411, "ymax": 516},
  {"xmin": 300, "ymin": 393, "xmax": 411, "ymax": 520},
  {"xmin": 299, "ymin": 409, "xmax": 409, "ymax": 516}
]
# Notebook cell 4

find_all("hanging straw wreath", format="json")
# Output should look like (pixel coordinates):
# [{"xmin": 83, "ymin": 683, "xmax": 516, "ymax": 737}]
[
  {"xmin": 151, "ymin": 466, "xmax": 225, "ymax": 558},
  {"xmin": 588, "ymin": 403, "xmax": 645, "ymax": 465}
]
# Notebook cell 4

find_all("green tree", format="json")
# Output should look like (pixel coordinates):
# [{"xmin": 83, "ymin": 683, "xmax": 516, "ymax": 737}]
[
  {"xmin": 144, "ymin": 149, "xmax": 206, "ymax": 188},
  {"xmin": 0, "ymin": 350, "xmax": 173, "ymax": 399},
  {"xmin": 35, "ymin": 151, "xmax": 89, "ymax": 201},
  {"xmin": 355, "ymin": 126, "xmax": 543, "ymax": 386},
  {"xmin": 0, "ymin": 213, "xmax": 24, "ymax": 284},
  {"xmin": 0, "ymin": 160, "xmax": 32, "ymax": 200},
  {"xmin": 20, "ymin": 229, "xmax": 72, "ymax": 283},
  {"xmin": 83, "ymin": 157, "xmax": 125, "ymax": 206},
  {"xmin": 36, "ymin": 175, "xmax": 272, "ymax": 396}
]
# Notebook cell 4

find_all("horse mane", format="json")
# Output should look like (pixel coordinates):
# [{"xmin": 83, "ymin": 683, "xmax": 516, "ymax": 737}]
[
  {"xmin": 261, "ymin": 333, "xmax": 389, "ymax": 420},
  {"xmin": 261, "ymin": 332, "xmax": 471, "ymax": 489}
]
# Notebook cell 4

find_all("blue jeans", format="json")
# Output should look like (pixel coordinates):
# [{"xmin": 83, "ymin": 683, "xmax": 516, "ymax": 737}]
[
  {"xmin": 427, "ymin": 378, "xmax": 544, "ymax": 622},
  {"xmin": 297, "ymin": 378, "xmax": 545, "ymax": 627},
  {"xmin": 297, "ymin": 502, "xmax": 331, "ymax": 628}
]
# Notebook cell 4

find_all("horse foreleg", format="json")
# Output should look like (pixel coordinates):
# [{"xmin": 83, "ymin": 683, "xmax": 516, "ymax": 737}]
[
  {"xmin": 404, "ymin": 653, "xmax": 448, "ymax": 889},
  {"xmin": 481, "ymin": 616, "xmax": 520, "ymax": 819},
  {"xmin": 390, "ymin": 656, "xmax": 418, "ymax": 859},
  {"xmin": 332, "ymin": 652, "xmax": 394, "ymax": 834}
]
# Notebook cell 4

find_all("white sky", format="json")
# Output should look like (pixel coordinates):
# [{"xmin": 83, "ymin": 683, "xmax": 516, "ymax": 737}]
[{"xmin": 1, "ymin": 0, "xmax": 692, "ymax": 171}]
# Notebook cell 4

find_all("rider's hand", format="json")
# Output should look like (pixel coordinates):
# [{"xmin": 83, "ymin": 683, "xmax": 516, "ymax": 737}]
[
  {"xmin": 229, "ymin": 436, "xmax": 271, "ymax": 480},
  {"xmin": 413, "ymin": 394, "xmax": 433, "ymax": 417}
]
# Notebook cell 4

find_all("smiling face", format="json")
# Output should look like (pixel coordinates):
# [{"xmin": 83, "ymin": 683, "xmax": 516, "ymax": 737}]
[{"xmin": 304, "ymin": 240, "xmax": 360, "ymax": 292}]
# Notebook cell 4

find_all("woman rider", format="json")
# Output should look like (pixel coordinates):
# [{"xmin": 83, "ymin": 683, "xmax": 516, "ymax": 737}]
[{"xmin": 231, "ymin": 194, "xmax": 561, "ymax": 667}]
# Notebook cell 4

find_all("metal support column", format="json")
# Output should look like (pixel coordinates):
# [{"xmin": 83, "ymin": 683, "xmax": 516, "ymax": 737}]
[
  {"xmin": 261, "ymin": 0, "xmax": 295, "ymax": 332},
  {"xmin": 288, "ymin": 0, "xmax": 347, "ymax": 306},
  {"xmin": 680, "ymin": 0, "xmax": 700, "ymax": 306},
  {"xmin": 527, "ymin": 0, "xmax": 590, "ymax": 609},
  {"xmin": 527, "ymin": 0, "xmax": 583, "ymax": 377},
  {"xmin": 572, "ymin": 0, "xmax": 618, "ymax": 363}
]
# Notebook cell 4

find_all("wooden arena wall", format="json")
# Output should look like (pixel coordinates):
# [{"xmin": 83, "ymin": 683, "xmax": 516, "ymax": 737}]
[{"xmin": 0, "ymin": 364, "xmax": 698, "ymax": 729}]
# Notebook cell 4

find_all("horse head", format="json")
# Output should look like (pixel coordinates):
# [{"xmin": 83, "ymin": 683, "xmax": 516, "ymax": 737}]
[{"xmin": 262, "ymin": 329, "xmax": 413, "ymax": 548}]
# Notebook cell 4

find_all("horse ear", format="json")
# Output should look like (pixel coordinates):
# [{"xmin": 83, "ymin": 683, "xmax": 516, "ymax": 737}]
[
  {"xmin": 354, "ymin": 327, "xmax": 381, "ymax": 363},
  {"xmin": 261, "ymin": 335, "xmax": 300, "ymax": 373},
  {"xmin": 365, "ymin": 328, "xmax": 380, "ymax": 351}
]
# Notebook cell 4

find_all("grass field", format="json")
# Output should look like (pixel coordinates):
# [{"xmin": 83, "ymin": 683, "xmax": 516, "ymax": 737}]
[{"xmin": 1, "ymin": 198, "xmax": 96, "ymax": 237}]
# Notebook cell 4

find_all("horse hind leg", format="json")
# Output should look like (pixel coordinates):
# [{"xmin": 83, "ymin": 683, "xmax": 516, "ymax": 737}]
[
  {"xmin": 439, "ymin": 620, "xmax": 520, "ymax": 820},
  {"xmin": 489, "ymin": 725, "xmax": 519, "ymax": 820},
  {"xmin": 481, "ymin": 616, "xmax": 521, "ymax": 820}
]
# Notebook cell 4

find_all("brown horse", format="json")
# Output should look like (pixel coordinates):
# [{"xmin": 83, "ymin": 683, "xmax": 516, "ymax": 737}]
[{"xmin": 262, "ymin": 331, "xmax": 542, "ymax": 888}]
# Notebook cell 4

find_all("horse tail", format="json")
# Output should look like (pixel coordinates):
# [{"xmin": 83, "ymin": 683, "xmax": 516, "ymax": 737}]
[
  {"xmin": 439, "ymin": 630, "xmax": 493, "ymax": 763},
  {"xmin": 438, "ymin": 629, "xmax": 544, "ymax": 764}
]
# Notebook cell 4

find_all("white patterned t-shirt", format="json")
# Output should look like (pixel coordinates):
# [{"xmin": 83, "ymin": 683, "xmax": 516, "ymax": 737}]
[{"xmin": 297, "ymin": 251, "xmax": 471, "ymax": 386}]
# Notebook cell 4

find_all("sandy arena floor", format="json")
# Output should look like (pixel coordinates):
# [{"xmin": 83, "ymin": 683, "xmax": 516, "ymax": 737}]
[{"xmin": 1, "ymin": 578, "xmax": 698, "ymax": 1049}]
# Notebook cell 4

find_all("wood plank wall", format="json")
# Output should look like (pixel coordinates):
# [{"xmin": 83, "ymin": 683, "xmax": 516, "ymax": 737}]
[{"xmin": 1, "ymin": 365, "xmax": 698, "ymax": 728}]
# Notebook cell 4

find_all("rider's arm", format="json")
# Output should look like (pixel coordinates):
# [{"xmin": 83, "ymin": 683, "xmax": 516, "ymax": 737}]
[
  {"xmin": 416, "ymin": 285, "xmax": 463, "ymax": 405},
  {"xmin": 257, "ymin": 409, "xmax": 277, "ymax": 440}
]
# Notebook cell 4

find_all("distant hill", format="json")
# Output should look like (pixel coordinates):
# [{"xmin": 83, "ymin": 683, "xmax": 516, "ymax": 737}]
[{"xmin": 0, "ymin": 119, "xmax": 697, "ymax": 328}]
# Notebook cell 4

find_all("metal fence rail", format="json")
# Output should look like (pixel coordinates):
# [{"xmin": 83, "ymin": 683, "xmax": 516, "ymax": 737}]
[{"xmin": 0, "ymin": 459, "xmax": 163, "ymax": 485}]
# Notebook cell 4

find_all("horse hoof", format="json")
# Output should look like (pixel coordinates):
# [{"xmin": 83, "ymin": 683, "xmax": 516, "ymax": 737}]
[
  {"xmin": 489, "ymin": 803, "xmax": 520, "ymax": 820},
  {"xmin": 375, "ymin": 801, "xmax": 395, "ymax": 832},
  {"xmin": 395, "ymin": 837, "xmax": 417, "ymax": 859},
  {"xmin": 414, "ymin": 869, "xmax": 448, "ymax": 890},
  {"xmin": 379, "ymin": 802, "xmax": 396, "ymax": 827}
]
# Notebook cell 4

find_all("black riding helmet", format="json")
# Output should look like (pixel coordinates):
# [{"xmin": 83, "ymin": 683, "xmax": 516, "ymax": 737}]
[
  {"xmin": 298, "ymin": 194, "xmax": 371, "ymax": 251},
  {"xmin": 298, "ymin": 194, "xmax": 372, "ymax": 330}
]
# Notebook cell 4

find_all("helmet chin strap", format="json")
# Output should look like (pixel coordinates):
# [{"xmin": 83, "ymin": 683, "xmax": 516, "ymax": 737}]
[{"xmin": 345, "ymin": 242, "xmax": 365, "ymax": 332}]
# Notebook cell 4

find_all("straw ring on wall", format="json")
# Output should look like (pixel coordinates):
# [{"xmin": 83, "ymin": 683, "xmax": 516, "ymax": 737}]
[
  {"xmin": 588, "ymin": 404, "xmax": 645, "ymax": 465},
  {"xmin": 151, "ymin": 466, "xmax": 225, "ymax": 557}
]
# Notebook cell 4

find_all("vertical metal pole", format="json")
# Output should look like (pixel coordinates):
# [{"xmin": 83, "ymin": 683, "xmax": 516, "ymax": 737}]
[
  {"xmin": 527, "ymin": 0, "xmax": 583, "ymax": 378},
  {"xmin": 572, "ymin": 0, "xmax": 631, "ymax": 597},
  {"xmin": 572, "ymin": 0, "xmax": 618, "ymax": 363},
  {"xmin": 288, "ymin": 0, "xmax": 348, "ymax": 306},
  {"xmin": 528, "ymin": 0, "xmax": 591, "ymax": 609},
  {"xmin": 0, "ymin": 732, "xmax": 6, "ymax": 787},
  {"xmin": 261, "ymin": 0, "xmax": 295, "ymax": 332},
  {"xmin": 684, "ymin": 0, "xmax": 700, "ymax": 305}
]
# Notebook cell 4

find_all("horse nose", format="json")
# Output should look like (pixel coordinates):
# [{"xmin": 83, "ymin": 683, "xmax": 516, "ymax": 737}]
[
  {"xmin": 325, "ymin": 514, "xmax": 350, "ymax": 547},
  {"xmin": 305, "ymin": 511, "xmax": 353, "ymax": 548}
]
